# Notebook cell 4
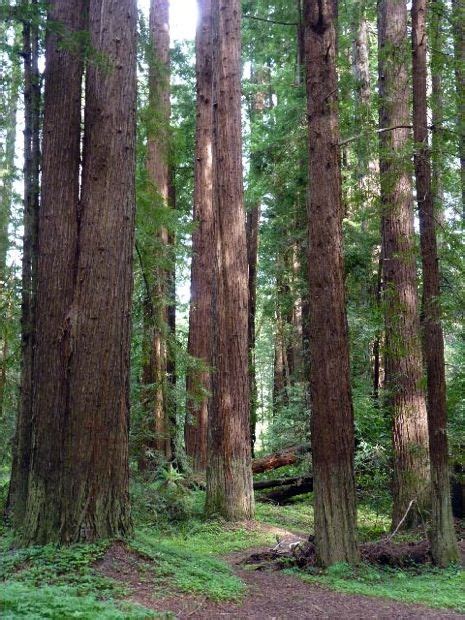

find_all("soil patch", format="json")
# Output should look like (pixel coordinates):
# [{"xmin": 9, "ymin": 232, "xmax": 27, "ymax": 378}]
[{"xmin": 95, "ymin": 538, "xmax": 465, "ymax": 619}]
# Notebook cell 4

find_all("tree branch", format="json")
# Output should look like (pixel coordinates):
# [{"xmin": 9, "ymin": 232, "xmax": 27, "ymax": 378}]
[
  {"xmin": 243, "ymin": 14, "xmax": 298, "ymax": 27},
  {"xmin": 339, "ymin": 124, "xmax": 414, "ymax": 146}
]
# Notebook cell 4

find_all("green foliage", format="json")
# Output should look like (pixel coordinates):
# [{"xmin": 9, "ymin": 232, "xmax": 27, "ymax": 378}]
[
  {"xmin": 290, "ymin": 564, "xmax": 465, "ymax": 614},
  {"xmin": 131, "ymin": 467, "xmax": 194, "ymax": 526},
  {"xmin": 1, "ymin": 582, "xmax": 158, "ymax": 620},
  {"xmin": 131, "ymin": 529, "xmax": 246, "ymax": 601},
  {"xmin": 0, "ymin": 539, "xmax": 159, "ymax": 619}
]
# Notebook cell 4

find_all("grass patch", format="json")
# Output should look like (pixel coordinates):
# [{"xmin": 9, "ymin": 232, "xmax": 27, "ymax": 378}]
[
  {"xmin": 131, "ymin": 529, "xmax": 246, "ymax": 601},
  {"xmin": 1, "ymin": 582, "xmax": 161, "ymax": 619},
  {"xmin": 289, "ymin": 563, "xmax": 465, "ymax": 613},
  {"xmin": 0, "ymin": 539, "xmax": 160, "ymax": 619}
]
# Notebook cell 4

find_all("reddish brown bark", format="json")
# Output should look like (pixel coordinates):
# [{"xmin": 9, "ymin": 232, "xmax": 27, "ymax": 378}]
[
  {"xmin": 303, "ymin": 0, "xmax": 359, "ymax": 566},
  {"xmin": 205, "ymin": 0, "xmax": 254, "ymax": 520},
  {"xmin": 8, "ymin": 0, "xmax": 46, "ymax": 526},
  {"xmin": 378, "ymin": 0, "xmax": 430, "ymax": 530},
  {"xmin": 185, "ymin": 0, "xmax": 213, "ymax": 473},
  {"xmin": 14, "ymin": 0, "xmax": 84, "ymax": 535},
  {"xmin": 252, "ymin": 444, "xmax": 310, "ymax": 474},
  {"xmin": 21, "ymin": 0, "xmax": 137, "ymax": 544},
  {"xmin": 412, "ymin": 0, "xmax": 459, "ymax": 565}
]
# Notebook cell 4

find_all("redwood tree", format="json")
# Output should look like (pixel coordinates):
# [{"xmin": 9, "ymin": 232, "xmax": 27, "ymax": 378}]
[
  {"xmin": 452, "ymin": 0, "xmax": 465, "ymax": 215},
  {"xmin": 378, "ymin": 0, "xmax": 430, "ymax": 529},
  {"xmin": 412, "ymin": 0, "xmax": 459, "ymax": 565},
  {"xmin": 140, "ymin": 0, "xmax": 174, "ymax": 464},
  {"xmin": 205, "ymin": 0, "xmax": 254, "ymax": 520},
  {"xmin": 19, "ymin": 0, "xmax": 137, "ymax": 544},
  {"xmin": 185, "ymin": 0, "xmax": 214, "ymax": 473},
  {"xmin": 303, "ymin": 0, "xmax": 359, "ymax": 566}
]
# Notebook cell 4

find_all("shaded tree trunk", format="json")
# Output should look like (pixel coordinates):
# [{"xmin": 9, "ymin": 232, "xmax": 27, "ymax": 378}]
[
  {"xmin": 185, "ymin": 0, "xmax": 213, "ymax": 473},
  {"xmin": 21, "ymin": 0, "xmax": 137, "ymax": 544},
  {"xmin": 246, "ymin": 63, "xmax": 267, "ymax": 456},
  {"xmin": 412, "ymin": 0, "xmax": 459, "ymax": 566},
  {"xmin": 140, "ymin": 0, "xmax": 173, "ymax": 465},
  {"xmin": 273, "ymin": 309, "xmax": 288, "ymax": 412},
  {"xmin": 8, "ymin": 0, "xmax": 41, "ymax": 523},
  {"xmin": 378, "ymin": 0, "xmax": 430, "ymax": 530},
  {"xmin": 0, "ymin": 29, "xmax": 21, "ymax": 424},
  {"xmin": 430, "ymin": 0, "xmax": 446, "ymax": 218},
  {"xmin": 205, "ymin": 0, "xmax": 254, "ymax": 520},
  {"xmin": 303, "ymin": 0, "xmax": 359, "ymax": 567},
  {"xmin": 452, "ymin": 0, "xmax": 465, "ymax": 216},
  {"xmin": 246, "ymin": 202, "xmax": 259, "ymax": 455}
]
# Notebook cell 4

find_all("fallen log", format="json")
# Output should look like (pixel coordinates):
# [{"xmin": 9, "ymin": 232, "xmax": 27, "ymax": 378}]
[
  {"xmin": 253, "ymin": 475, "xmax": 312, "ymax": 491},
  {"xmin": 260, "ymin": 477, "xmax": 313, "ymax": 504},
  {"xmin": 252, "ymin": 444, "xmax": 311, "ymax": 474}
]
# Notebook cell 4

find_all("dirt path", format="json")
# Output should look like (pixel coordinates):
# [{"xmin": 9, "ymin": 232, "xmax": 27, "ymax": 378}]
[{"xmin": 96, "ymin": 542, "xmax": 464, "ymax": 619}]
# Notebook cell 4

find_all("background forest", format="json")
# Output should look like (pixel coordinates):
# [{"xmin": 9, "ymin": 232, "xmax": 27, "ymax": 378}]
[{"xmin": 1, "ymin": 0, "xmax": 465, "ymax": 617}]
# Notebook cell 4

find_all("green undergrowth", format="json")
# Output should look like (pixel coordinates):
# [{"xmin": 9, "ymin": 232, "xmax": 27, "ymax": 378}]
[
  {"xmin": 288, "ymin": 562, "xmax": 465, "ymax": 614},
  {"xmin": 131, "ymin": 529, "xmax": 246, "ymax": 600},
  {"xmin": 0, "ymin": 540, "xmax": 163, "ymax": 619},
  {"xmin": 2, "ymin": 487, "xmax": 463, "ymax": 617},
  {"xmin": 2, "ymin": 582, "xmax": 160, "ymax": 620},
  {"xmin": 255, "ymin": 492, "xmax": 391, "ymax": 541}
]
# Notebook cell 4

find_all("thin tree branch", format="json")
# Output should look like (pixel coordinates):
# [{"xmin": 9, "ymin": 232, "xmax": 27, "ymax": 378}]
[
  {"xmin": 243, "ymin": 14, "xmax": 298, "ymax": 27},
  {"xmin": 339, "ymin": 124, "xmax": 414, "ymax": 146}
]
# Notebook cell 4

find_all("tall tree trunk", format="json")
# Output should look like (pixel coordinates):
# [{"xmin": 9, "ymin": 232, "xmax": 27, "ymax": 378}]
[
  {"xmin": 452, "ymin": 0, "xmax": 465, "ymax": 216},
  {"xmin": 412, "ymin": 0, "xmax": 459, "ymax": 566},
  {"xmin": 273, "ymin": 310, "xmax": 287, "ymax": 413},
  {"xmin": 8, "ymin": 0, "xmax": 41, "ymax": 524},
  {"xmin": 141, "ymin": 0, "xmax": 173, "ymax": 463},
  {"xmin": 0, "ymin": 29, "xmax": 21, "ymax": 423},
  {"xmin": 21, "ymin": 0, "xmax": 136, "ymax": 544},
  {"xmin": 430, "ymin": 0, "xmax": 446, "ymax": 218},
  {"xmin": 303, "ymin": 0, "xmax": 359, "ymax": 567},
  {"xmin": 185, "ymin": 0, "xmax": 213, "ymax": 473},
  {"xmin": 205, "ymin": 0, "xmax": 254, "ymax": 520},
  {"xmin": 246, "ymin": 64, "xmax": 266, "ymax": 456},
  {"xmin": 378, "ymin": 0, "xmax": 430, "ymax": 530},
  {"xmin": 247, "ymin": 202, "xmax": 259, "ymax": 455}
]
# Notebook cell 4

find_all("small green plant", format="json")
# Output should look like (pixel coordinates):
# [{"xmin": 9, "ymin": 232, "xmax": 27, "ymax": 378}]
[{"xmin": 131, "ymin": 466, "xmax": 194, "ymax": 526}]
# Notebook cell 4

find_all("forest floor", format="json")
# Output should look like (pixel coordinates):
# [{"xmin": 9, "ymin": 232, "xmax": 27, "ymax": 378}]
[
  {"xmin": 2, "ymin": 488, "xmax": 465, "ymax": 619},
  {"xmin": 96, "ymin": 527, "xmax": 465, "ymax": 619}
]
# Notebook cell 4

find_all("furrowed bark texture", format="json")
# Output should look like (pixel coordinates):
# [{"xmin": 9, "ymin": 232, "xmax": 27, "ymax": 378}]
[
  {"xmin": 303, "ymin": 0, "xmax": 359, "ymax": 567},
  {"xmin": 185, "ymin": 0, "xmax": 213, "ymax": 473},
  {"xmin": 8, "ymin": 0, "xmax": 41, "ymax": 524},
  {"xmin": 378, "ymin": 0, "xmax": 430, "ymax": 530},
  {"xmin": 21, "ymin": 0, "xmax": 136, "ymax": 544},
  {"xmin": 412, "ymin": 0, "xmax": 459, "ymax": 565},
  {"xmin": 205, "ymin": 0, "xmax": 254, "ymax": 520}
]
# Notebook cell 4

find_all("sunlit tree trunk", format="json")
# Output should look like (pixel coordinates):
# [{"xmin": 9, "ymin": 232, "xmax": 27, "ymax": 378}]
[
  {"xmin": 378, "ymin": 0, "xmax": 430, "ymax": 530},
  {"xmin": 205, "ymin": 0, "xmax": 254, "ymax": 520},
  {"xmin": 185, "ymin": 0, "xmax": 213, "ymax": 473},
  {"xmin": 303, "ymin": 0, "xmax": 359, "ymax": 566},
  {"xmin": 412, "ymin": 0, "xmax": 459, "ymax": 566}
]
